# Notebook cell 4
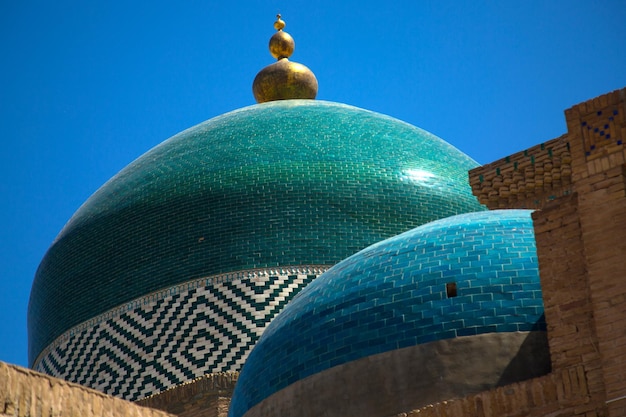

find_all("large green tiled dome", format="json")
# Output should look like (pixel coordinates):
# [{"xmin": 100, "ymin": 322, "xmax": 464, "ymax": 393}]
[{"xmin": 28, "ymin": 100, "xmax": 484, "ymax": 367}]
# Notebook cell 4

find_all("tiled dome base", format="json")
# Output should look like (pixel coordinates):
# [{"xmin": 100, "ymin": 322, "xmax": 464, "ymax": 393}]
[{"xmin": 34, "ymin": 267, "xmax": 325, "ymax": 400}]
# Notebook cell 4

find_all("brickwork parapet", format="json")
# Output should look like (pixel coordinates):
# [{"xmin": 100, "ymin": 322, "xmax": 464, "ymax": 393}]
[
  {"xmin": 137, "ymin": 372, "xmax": 238, "ymax": 417},
  {"xmin": 564, "ymin": 88, "xmax": 626, "ymax": 188},
  {"xmin": 469, "ymin": 135, "xmax": 573, "ymax": 209},
  {"xmin": 565, "ymin": 88, "xmax": 626, "ymax": 163},
  {"xmin": 0, "ymin": 361, "xmax": 174, "ymax": 417},
  {"xmin": 398, "ymin": 366, "xmax": 606, "ymax": 417},
  {"xmin": 468, "ymin": 87, "xmax": 626, "ymax": 417}
]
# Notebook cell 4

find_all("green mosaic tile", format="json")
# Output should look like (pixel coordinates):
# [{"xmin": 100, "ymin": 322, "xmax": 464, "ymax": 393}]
[{"xmin": 29, "ymin": 100, "xmax": 485, "ymax": 364}]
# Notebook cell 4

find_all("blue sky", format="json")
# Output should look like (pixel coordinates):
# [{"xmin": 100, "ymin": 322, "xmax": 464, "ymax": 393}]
[{"xmin": 1, "ymin": 1, "xmax": 625, "ymax": 368}]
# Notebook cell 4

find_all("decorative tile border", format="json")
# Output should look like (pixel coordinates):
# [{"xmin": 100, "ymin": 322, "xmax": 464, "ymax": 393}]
[{"xmin": 33, "ymin": 266, "xmax": 328, "ymax": 401}]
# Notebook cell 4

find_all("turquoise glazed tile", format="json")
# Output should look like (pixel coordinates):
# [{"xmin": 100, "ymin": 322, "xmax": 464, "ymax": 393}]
[
  {"xmin": 228, "ymin": 210, "xmax": 545, "ymax": 417},
  {"xmin": 29, "ymin": 100, "xmax": 484, "ymax": 365}
]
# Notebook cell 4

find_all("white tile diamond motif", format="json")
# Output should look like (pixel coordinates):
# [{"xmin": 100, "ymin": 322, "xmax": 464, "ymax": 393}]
[{"xmin": 34, "ymin": 269, "xmax": 324, "ymax": 400}]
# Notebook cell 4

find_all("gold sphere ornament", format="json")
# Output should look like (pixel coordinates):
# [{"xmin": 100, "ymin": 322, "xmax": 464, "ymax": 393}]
[
  {"xmin": 253, "ymin": 59, "xmax": 318, "ymax": 103},
  {"xmin": 269, "ymin": 31, "xmax": 294, "ymax": 59},
  {"xmin": 252, "ymin": 15, "xmax": 318, "ymax": 103}
]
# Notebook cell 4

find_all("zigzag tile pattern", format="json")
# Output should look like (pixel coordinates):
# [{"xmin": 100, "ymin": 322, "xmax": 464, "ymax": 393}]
[
  {"xmin": 33, "ymin": 270, "xmax": 320, "ymax": 401},
  {"xmin": 29, "ymin": 101, "xmax": 485, "ymax": 365}
]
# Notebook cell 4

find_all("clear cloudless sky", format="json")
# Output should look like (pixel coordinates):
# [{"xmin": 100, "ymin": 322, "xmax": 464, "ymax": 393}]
[{"xmin": 1, "ymin": 0, "xmax": 625, "ymax": 368}]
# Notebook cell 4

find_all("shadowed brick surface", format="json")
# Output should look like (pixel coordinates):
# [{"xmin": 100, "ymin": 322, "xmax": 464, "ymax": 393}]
[{"xmin": 0, "ymin": 361, "xmax": 175, "ymax": 417}]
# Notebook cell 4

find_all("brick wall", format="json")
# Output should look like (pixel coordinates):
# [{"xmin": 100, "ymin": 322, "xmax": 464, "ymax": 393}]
[
  {"xmin": 0, "ymin": 361, "xmax": 174, "ymax": 417},
  {"xmin": 397, "ymin": 365, "xmax": 603, "ymax": 417},
  {"xmin": 465, "ymin": 87, "xmax": 626, "ymax": 417},
  {"xmin": 137, "ymin": 373, "xmax": 237, "ymax": 417},
  {"xmin": 564, "ymin": 88, "xmax": 626, "ymax": 416},
  {"xmin": 531, "ymin": 195, "xmax": 604, "ymax": 393},
  {"xmin": 469, "ymin": 135, "xmax": 573, "ymax": 210}
]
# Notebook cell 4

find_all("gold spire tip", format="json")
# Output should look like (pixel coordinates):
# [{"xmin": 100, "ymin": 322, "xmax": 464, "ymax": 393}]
[
  {"xmin": 274, "ymin": 14, "xmax": 285, "ymax": 31},
  {"xmin": 252, "ymin": 14, "xmax": 318, "ymax": 103},
  {"xmin": 269, "ymin": 17, "xmax": 294, "ymax": 60}
]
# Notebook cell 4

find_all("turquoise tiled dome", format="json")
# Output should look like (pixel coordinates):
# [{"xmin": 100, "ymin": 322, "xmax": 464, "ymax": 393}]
[
  {"xmin": 28, "ymin": 100, "xmax": 484, "ymax": 365},
  {"xmin": 229, "ymin": 210, "xmax": 547, "ymax": 417}
]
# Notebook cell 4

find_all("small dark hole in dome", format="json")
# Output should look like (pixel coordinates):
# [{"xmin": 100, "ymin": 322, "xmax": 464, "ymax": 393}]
[{"xmin": 446, "ymin": 282, "xmax": 457, "ymax": 298}]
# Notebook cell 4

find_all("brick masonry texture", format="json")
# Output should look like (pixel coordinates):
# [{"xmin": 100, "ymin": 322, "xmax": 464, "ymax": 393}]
[
  {"xmin": 564, "ymin": 88, "xmax": 626, "ymax": 416},
  {"xmin": 469, "ymin": 135, "xmax": 573, "ymax": 209},
  {"xmin": 464, "ymin": 87, "xmax": 626, "ymax": 417},
  {"xmin": 469, "ymin": 88, "xmax": 626, "ymax": 212},
  {"xmin": 0, "ymin": 361, "xmax": 174, "ymax": 417},
  {"xmin": 29, "ymin": 100, "xmax": 485, "ymax": 368},
  {"xmin": 137, "ymin": 372, "xmax": 237, "ymax": 417},
  {"xmin": 33, "ymin": 268, "xmax": 321, "ymax": 401},
  {"xmin": 229, "ymin": 209, "xmax": 546, "ymax": 417},
  {"xmin": 397, "ymin": 365, "xmax": 598, "ymax": 417}
]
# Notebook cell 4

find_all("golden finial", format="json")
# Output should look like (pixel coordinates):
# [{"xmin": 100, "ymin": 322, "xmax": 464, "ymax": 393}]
[
  {"xmin": 269, "ymin": 15, "xmax": 294, "ymax": 60},
  {"xmin": 274, "ymin": 14, "xmax": 286, "ymax": 30},
  {"xmin": 252, "ymin": 15, "xmax": 318, "ymax": 103}
]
